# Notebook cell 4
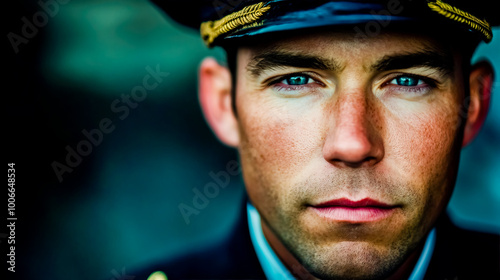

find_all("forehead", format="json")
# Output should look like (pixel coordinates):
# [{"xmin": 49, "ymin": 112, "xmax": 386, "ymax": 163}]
[{"xmin": 239, "ymin": 28, "xmax": 451, "ymax": 62}]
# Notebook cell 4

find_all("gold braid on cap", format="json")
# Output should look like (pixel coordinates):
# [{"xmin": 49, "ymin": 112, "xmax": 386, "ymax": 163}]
[
  {"xmin": 427, "ymin": 0, "xmax": 492, "ymax": 42},
  {"xmin": 200, "ymin": 2, "xmax": 271, "ymax": 47}
]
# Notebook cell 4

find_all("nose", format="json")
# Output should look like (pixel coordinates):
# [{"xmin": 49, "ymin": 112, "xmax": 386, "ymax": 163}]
[{"xmin": 323, "ymin": 92, "xmax": 384, "ymax": 168}]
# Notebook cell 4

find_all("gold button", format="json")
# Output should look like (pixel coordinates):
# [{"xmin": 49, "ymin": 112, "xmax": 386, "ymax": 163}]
[{"xmin": 147, "ymin": 271, "xmax": 167, "ymax": 280}]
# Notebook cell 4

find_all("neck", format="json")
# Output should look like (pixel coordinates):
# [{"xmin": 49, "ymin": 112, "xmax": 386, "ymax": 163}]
[{"xmin": 260, "ymin": 219, "xmax": 423, "ymax": 280}]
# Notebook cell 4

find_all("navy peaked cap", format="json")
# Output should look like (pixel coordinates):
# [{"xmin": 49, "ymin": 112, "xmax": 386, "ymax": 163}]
[{"xmin": 150, "ymin": 0, "xmax": 500, "ymax": 47}]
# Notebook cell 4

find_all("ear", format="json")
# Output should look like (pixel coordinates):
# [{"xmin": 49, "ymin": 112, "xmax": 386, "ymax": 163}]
[
  {"xmin": 198, "ymin": 57, "xmax": 239, "ymax": 147},
  {"xmin": 462, "ymin": 60, "xmax": 494, "ymax": 147}
]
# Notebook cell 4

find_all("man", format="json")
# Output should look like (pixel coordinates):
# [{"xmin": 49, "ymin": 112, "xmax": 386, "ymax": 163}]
[{"xmin": 137, "ymin": 0, "xmax": 499, "ymax": 279}]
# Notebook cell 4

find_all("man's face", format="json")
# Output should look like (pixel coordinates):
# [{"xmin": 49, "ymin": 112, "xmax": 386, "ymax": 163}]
[{"xmin": 234, "ymin": 30, "xmax": 466, "ymax": 279}]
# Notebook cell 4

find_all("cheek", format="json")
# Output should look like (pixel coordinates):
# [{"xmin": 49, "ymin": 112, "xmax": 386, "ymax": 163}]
[
  {"xmin": 236, "ymin": 99, "xmax": 324, "ymax": 211},
  {"xmin": 386, "ymin": 96, "xmax": 463, "ymax": 218},
  {"xmin": 391, "ymin": 112, "xmax": 457, "ymax": 175}
]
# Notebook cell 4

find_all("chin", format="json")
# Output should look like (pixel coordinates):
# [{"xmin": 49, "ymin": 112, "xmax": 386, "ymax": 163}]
[{"xmin": 294, "ymin": 241, "xmax": 407, "ymax": 280}]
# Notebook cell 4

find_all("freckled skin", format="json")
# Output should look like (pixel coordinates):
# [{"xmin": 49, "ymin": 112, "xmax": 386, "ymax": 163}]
[{"xmin": 234, "ymin": 31, "xmax": 466, "ymax": 279}]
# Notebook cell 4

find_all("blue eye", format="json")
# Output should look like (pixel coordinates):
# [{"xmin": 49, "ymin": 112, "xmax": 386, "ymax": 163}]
[
  {"xmin": 283, "ymin": 75, "xmax": 311, "ymax": 85},
  {"xmin": 268, "ymin": 73, "xmax": 326, "ymax": 96},
  {"xmin": 391, "ymin": 76, "xmax": 424, "ymax": 86}
]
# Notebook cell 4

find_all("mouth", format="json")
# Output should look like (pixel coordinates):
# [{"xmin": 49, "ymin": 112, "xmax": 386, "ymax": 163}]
[{"xmin": 309, "ymin": 198, "xmax": 399, "ymax": 223}]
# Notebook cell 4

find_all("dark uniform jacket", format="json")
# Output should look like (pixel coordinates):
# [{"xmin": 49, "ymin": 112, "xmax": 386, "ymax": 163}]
[{"xmin": 135, "ymin": 199, "xmax": 500, "ymax": 279}]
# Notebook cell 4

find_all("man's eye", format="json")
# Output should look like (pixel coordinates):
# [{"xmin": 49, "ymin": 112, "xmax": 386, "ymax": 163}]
[
  {"xmin": 382, "ymin": 74, "xmax": 438, "ymax": 97},
  {"xmin": 267, "ymin": 73, "xmax": 325, "ymax": 96},
  {"xmin": 390, "ymin": 76, "xmax": 424, "ymax": 86},
  {"xmin": 282, "ymin": 75, "xmax": 312, "ymax": 85}
]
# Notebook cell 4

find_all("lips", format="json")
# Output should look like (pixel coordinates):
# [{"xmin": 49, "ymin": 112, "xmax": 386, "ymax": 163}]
[{"xmin": 310, "ymin": 198, "xmax": 397, "ymax": 223}]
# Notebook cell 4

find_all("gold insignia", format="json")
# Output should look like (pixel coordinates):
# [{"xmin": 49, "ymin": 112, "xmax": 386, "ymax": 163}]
[
  {"xmin": 200, "ymin": 2, "xmax": 271, "ymax": 47},
  {"xmin": 427, "ymin": 0, "xmax": 492, "ymax": 42},
  {"xmin": 147, "ymin": 271, "xmax": 167, "ymax": 280}
]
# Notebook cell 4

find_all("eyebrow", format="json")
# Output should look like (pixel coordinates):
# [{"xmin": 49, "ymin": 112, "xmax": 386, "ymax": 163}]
[
  {"xmin": 370, "ymin": 51, "xmax": 454, "ymax": 75},
  {"xmin": 247, "ymin": 50, "xmax": 343, "ymax": 77},
  {"xmin": 246, "ymin": 49, "xmax": 454, "ymax": 78}
]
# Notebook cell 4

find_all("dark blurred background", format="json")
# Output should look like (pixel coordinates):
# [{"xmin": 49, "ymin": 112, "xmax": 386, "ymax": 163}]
[{"xmin": 4, "ymin": 1, "xmax": 499, "ymax": 280}]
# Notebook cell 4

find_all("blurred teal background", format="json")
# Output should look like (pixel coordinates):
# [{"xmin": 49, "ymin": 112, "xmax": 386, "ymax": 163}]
[{"xmin": 5, "ymin": 1, "xmax": 499, "ymax": 280}]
